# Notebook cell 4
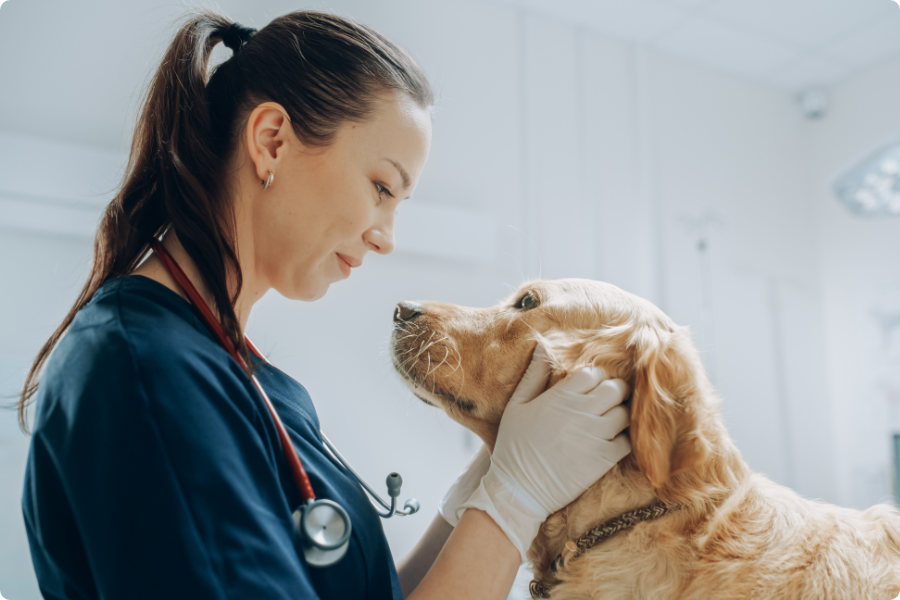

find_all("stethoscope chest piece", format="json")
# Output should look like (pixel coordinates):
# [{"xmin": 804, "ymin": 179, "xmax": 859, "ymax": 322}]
[{"xmin": 293, "ymin": 499, "xmax": 352, "ymax": 567}]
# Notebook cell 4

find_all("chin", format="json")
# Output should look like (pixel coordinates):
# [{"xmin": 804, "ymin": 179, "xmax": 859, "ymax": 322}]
[
  {"xmin": 308, "ymin": 286, "xmax": 329, "ymax": 301},
  {"xmin": 276, "ymin": 277, "xmax": 330, "ymax": 302},
  {"xmin": 294, "ymin": 285, "xmax": 329, "ymax": 302}
]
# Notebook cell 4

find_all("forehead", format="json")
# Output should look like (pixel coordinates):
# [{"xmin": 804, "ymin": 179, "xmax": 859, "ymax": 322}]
[
  {"xmin": 367, "ymin": 91, "xmax": 431, "ymax": 134},
  {"xmin": 337, "ymin": 92, "xmax": 431, "ymax": 166}
]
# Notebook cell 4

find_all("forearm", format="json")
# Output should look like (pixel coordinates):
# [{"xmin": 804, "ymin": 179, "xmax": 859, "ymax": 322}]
[
  {"xmin": 405, "ymin": 508, "xmax": 520, "ymax": 600},
  {"xmin": 396, "ymin": 511, "xmax": 454, "ymax": 597}
]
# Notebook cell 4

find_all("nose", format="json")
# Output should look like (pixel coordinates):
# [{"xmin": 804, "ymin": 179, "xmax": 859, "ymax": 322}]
[
  {"xmin": 394, "ymin": 301, "xmax": 424, "ymax": 323},
  {"xmin": 365, "ymin": 221, "xmax": 396, "ymax": 255}
]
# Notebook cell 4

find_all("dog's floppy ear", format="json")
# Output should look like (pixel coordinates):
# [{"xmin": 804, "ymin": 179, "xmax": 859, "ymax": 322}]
[{"xmin": 630, "ymin": 324, "xmax": 711, "ymax": 489}]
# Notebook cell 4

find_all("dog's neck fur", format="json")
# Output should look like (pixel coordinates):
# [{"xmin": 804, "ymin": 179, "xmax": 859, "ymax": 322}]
[
  {"xmin": 473, "ymin": 349, "xmax": 751, "ymax": 586},
  {"xmin": 525, "ymin": 367, "xmax": 750, "ymax": 583}
]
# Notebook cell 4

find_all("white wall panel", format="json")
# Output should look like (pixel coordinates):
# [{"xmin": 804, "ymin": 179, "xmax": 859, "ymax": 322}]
[
  {"xmin": 582, "ymin": 36, "xmax": 670, "ymax": 304},
  {"xmin": 712, "ymin": 264, "xmax": 790, "ymax": 485},
  {"xmin": 777, "ymin": 282, "xmax": 837, "ymax": 501},
  {"xmin": 808, "ymin": 54, "xmax": 900, "ymax": 507},
  {"xmin": 521, "ymin": 14, "xmax": 591, "ymax": 280},
  {"xmin": 647, "ymin": 50, "xmax": 835, "ymax": 496}
]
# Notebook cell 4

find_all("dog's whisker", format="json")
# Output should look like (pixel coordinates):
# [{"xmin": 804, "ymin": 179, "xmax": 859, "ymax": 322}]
[
  {"xmin": 398, "ymin": 351, "xmax": 423, "ymax": 371},
  {"xmin": 397, "ymin": 348, "xmax": 423, "ymax": 370},
  {"xmin": 398, "ymin": 343, "xmax": 421, "ymax": 356},
  {"xmin": 443, "ymin": 346, "xmax": 464, "ymax": 377},
  {"xmin": 412, "ymin": 333, "xmax": 446, "ymax": 369},
  {"xmin": 455, "ymin": 350, "xmax": 467, "ymax": 398},
  {"xmin": 398, "ymin": 334, "xmax": 441, "ymax": 373},
  {"xmin": 427, "ymin": 346, "xmax": 451, "ymax": 379},
  {"xmin": 412, "ymin": 332, "xmax": 436, "ymax": 362}
]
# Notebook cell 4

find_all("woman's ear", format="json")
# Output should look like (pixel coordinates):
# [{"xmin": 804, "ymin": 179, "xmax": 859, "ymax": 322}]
[
  {"xmin": 245, "ymin": 102, "xmax": 294, "ymax": 178},
  {"xmin": 630, "ymin": 325, "xmax": 711, "ymax": 489}
]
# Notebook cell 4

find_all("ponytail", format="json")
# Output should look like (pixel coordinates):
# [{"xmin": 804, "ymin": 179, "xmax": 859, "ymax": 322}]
[{"xmin": 18, "ymin": 10, "xmax": 251, "ymax": 431}]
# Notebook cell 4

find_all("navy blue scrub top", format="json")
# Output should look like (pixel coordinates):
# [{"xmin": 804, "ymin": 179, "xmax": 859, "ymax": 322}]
[{"xmin": 21, "ymin": 274, "xmax": 404, "ymax": 600}]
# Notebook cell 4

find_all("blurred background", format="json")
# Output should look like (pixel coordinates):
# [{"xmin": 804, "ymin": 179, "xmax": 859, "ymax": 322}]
[{"xmin": 2, "ymin": 0, "xmax": 900, "ymax": 597}]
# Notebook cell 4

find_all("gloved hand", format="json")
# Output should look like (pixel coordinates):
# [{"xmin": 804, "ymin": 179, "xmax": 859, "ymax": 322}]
[
  {"xmin": 437, "ymin": 443, "xmax": 492, "ymax": 527},
  {"xmin": 454, "ymin": 341, "xmax": 632, "ymax": 562}
]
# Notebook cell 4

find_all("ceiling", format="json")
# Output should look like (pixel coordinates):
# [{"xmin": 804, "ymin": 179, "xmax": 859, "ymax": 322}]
[
  {"xmin": 1, "ymin": 0, "xmax": 899, "ymax": 152},
  {"xmin": 490, "ymin": 0, "xmax": 900, "ymax": 90}
]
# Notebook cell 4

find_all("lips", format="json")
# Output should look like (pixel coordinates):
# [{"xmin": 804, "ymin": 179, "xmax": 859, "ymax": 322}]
[
  {"xmin": 336, "ymin": 253, "xmax": 362, "ymax": 268},
  {"xmin": 336, "ymin": 253, "xmax": 360, "ymax": 278}
]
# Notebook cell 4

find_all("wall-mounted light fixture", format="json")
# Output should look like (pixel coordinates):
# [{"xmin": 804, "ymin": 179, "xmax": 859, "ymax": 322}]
[{"xmin": 834, "ymin": 141, "xmax": 900, "ymax": 217}]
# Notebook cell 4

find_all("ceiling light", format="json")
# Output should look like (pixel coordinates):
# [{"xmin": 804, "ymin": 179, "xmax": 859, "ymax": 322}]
[{"xmin": 834, "ymin": 141, "xmax": 900, "ymax": 218}]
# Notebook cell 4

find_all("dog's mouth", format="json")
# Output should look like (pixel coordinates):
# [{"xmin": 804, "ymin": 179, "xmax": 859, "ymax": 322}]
[
  {"xmin": 411, "ymin": 392, "xmax": 436, "ymax": 407},
  {"xmin": 389, "ymin": 327, "xmax": 478, "ymax": 414},
  {"xmin": 391, "ymin": 360, "xmax": 436, "ymax": 407},
  {"xmin": 391, "ymin": 354, "xmax": 479, "ymax": 413}
]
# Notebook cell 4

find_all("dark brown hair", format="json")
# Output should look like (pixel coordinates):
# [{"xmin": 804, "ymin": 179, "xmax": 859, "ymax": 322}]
[{"xmin": 17, "ymin": 8, "xmax": 433, "ymax": 432}]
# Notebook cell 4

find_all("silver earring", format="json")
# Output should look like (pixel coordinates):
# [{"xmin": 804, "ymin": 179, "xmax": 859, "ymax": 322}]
[{"xmin": 262, "ymin": 170, "xmax": 274, "ymax": 190}]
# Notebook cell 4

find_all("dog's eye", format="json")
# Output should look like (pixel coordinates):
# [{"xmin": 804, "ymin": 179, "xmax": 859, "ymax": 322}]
[{"xmin": 515, "ymin": 292, "xmax": 538, "ymax": 310}]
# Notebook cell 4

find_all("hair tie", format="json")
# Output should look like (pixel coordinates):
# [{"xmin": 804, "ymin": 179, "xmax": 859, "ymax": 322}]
[{"xmin": 221, "ymin": 22, "xmax": 257, "ymax": 53}]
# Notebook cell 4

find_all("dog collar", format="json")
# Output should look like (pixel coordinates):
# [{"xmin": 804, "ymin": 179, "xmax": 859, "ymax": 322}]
[{"xmin": 529, "ymin": 502, "xmax": 678, "ymax": 599}]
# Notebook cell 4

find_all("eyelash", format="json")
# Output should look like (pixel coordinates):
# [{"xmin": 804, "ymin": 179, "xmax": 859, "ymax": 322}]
[{"xmin": 375, "ymin": 182, "xmax": 394, "ymax": 202}]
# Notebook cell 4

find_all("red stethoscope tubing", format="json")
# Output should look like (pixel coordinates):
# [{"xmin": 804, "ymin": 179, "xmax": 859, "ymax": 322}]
[{"xmin": 147, "ymin": 238, "xmax": 316, "ymax": 504}]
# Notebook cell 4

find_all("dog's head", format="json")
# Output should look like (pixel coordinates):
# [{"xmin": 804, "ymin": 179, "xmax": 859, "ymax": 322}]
[{"xmin": 390, "ymin": 278, "xmax": 726, "ymax": 498}]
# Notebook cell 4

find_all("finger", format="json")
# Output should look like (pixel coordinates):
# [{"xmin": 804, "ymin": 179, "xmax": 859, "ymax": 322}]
[
  {"xmin": 558, "ymin": 365, "xmax": 608, "ymax": 394},
  {"xmin": 601, "ymin": 431, "xmax": 632, "ymax": 464},
  {"xmin": 592, "ymin": 405, "xmax": 630, "ymax": 440},
  {"xmin": 507, "ymin": 341, "xmax": 551, "ymax": 406},
  {"xmin": 575, "ymin": 378, "xmax": 630, "ymax": 416}
]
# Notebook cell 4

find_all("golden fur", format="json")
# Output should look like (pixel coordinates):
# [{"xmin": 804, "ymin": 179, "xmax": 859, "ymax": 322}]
[{"xmin": 390, "ymin": 279, "xmax": 900, "ymax": 599}]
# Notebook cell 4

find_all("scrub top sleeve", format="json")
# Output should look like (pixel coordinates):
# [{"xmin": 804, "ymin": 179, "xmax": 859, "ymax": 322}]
[{"xmin": 33, "ymin": 328, "xmax": 321, "ymax": 600}]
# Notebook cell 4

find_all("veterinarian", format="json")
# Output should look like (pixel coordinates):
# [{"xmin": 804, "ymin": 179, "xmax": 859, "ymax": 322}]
[{"xmin": 18, "ymin": 10, "xmax": 632, "ymax": 600}]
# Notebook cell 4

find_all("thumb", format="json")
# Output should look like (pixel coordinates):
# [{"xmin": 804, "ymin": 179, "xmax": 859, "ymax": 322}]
[{"xmin": 507, "ymin": 340, "xmax": 552, "ymax": 407}]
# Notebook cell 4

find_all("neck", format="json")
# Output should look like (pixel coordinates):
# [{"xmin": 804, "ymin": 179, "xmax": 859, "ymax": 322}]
[{"xmin": 131, "ymin": 228, "xmax": 266, "ymax": 331}]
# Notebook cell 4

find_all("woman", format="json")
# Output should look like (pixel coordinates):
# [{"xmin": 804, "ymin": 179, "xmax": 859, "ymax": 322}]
[{"xmin": 18, "ymin": 9, "xmax": 631, "ymax": 600}]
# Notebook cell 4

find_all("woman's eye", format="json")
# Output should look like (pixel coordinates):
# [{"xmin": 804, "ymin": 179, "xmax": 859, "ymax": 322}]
[
  {"xmin": 515, "ymin": 292, "xmax": 538, "ymax": 310},
  {"xmin": 375, "ymin": 182, "xmax": 393, "ymax": 201}
]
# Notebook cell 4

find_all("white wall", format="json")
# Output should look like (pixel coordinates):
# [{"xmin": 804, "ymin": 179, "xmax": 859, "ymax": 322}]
[
  {"xmin": 808, "ymin": 54, "xmax": 900, "ymax": 509},
  {"xmin": 647, "ymin": 51, "xmax": 836, "ymax": 500},
  {"xmin": 1, "ymin": 0, "xmax": 885, "ymax": 598},
  {"xmin": 0, "ymin": 231, "xmax": 93, "ymax": 600}
]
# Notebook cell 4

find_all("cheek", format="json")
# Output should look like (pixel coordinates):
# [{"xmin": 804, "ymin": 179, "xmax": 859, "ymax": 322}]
[
  {"xmin": 296, "ymin": 199, "xmax": 369, "ymax": 256},
  {"xmin": 335, "ymin": 210, "xmax": 367, "ymax": 238},
  {"xmin": 280, "ymin": 165, "xmax": 369, "ymax": 243},
  {"xmin": 321, "ymin": 186, "xmax": 375, "ymax": 240}
]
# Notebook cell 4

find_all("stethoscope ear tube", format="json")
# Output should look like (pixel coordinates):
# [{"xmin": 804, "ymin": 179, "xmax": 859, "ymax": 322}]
[{"xmin": 321, "ymin": 432, "xmax": 420, "ymax": 518}]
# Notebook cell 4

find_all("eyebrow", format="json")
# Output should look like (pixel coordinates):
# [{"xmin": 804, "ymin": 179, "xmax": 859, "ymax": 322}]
[{"xmin": 385, "ymin": 158, "xmax": 411, "ymax": 194}]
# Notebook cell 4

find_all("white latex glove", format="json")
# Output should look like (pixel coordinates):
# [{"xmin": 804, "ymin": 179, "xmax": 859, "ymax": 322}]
[
  {"xmin": 455, "ymin": 341, "xmax": 632, "ymax": 562},
  {"xmin": 437, "ymin": 443, "xmax": 492, "ymax": 527}
]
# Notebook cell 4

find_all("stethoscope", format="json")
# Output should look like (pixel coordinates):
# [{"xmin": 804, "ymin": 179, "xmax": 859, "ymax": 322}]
[{"xmin": 148, "ymin": 239, "xmax": 419, "ymax": 567}]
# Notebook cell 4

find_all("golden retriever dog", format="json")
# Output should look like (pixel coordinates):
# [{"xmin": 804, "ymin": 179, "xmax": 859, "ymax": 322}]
[{"xmin": 389, "ymin": 279, "xmax": 900, "ymax": 600}]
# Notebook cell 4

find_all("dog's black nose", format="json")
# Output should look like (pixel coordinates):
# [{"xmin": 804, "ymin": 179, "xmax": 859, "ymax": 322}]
[{"xmin": 394, "ymin": 301, "xmax": 424, "ymax": 323}]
